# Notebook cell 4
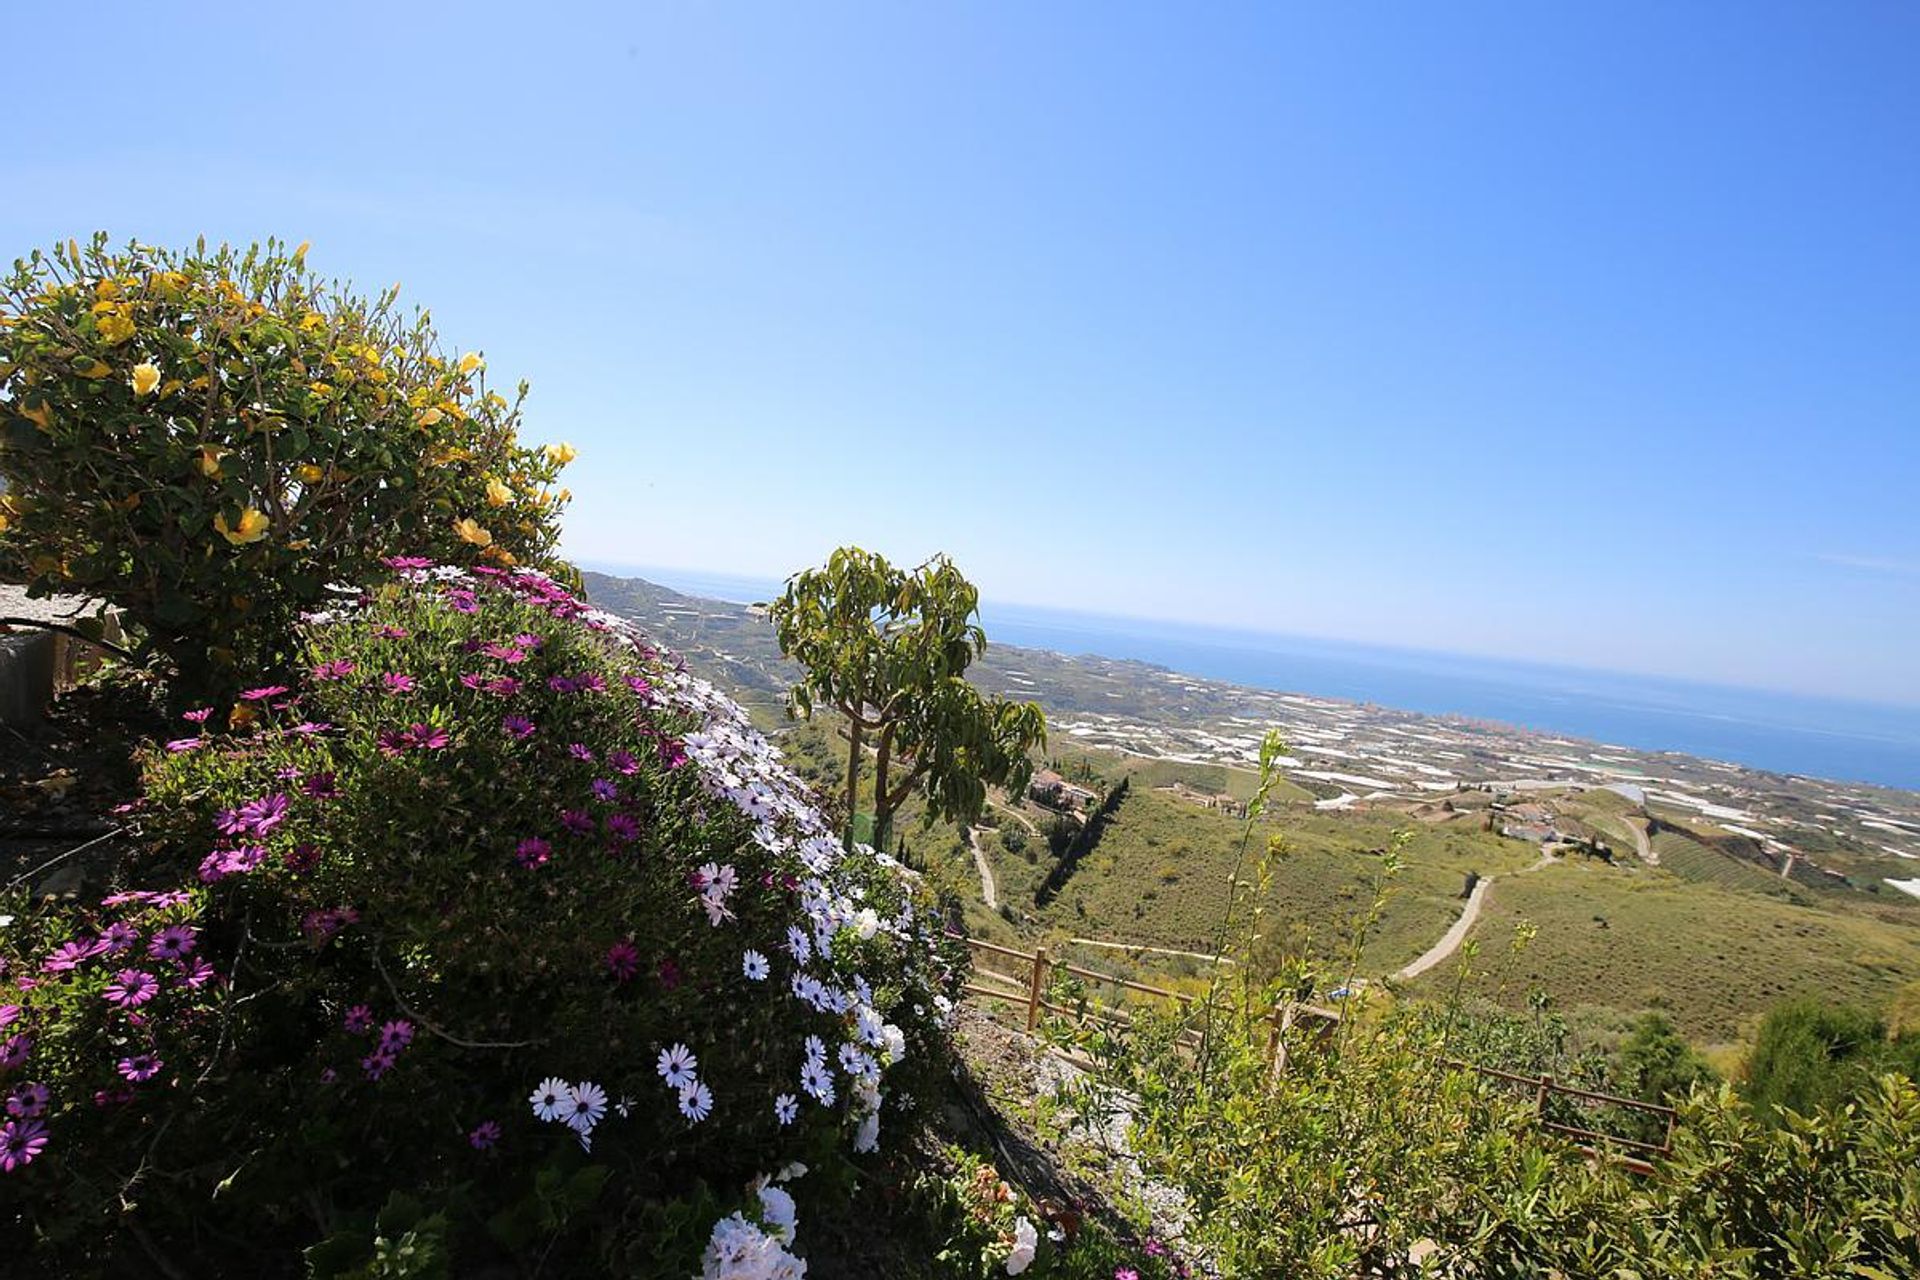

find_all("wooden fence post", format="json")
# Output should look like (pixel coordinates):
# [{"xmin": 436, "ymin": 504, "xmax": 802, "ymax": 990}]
[
  {"xmin": 1025, "ymin": 945, "xmax": 1049, "ymax": 1032},
  {"xmin": 1268, "ymin": 1001, "xmax": 1295, "ymax": 1077},
  {"xmin": 1536, "ymin": 1073, "xmax": 1553, "ymax": 1120}
]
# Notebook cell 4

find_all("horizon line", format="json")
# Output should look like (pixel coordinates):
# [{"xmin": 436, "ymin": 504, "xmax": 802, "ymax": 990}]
[{"xmin": 577, "ymin": 557, "xmax": 1920, "ymax": 717}]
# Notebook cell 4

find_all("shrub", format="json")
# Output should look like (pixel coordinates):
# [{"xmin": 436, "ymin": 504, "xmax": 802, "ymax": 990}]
[
  {"xmin": 0, "ymin": 235, "xmax": 573, "ymax": 700},
  {"xmin": 1743, "ymin": 995, "xmax": 1895, "ymax": 1119},
  {"xmin": 0, "ymin": 562, "xmax": 962, "ymax": 1275}
]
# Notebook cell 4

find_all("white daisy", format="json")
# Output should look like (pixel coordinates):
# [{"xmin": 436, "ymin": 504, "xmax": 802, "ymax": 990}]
[
  {"xmin": 802, "ymin": 1035, "xmax": 826, "ymax": 1065},
  {"xmin": 657, "ymin": 1043, "xmax": 699, "ymax": 1090},
  {"xmin": 678, "ymin": 1080, "xmax": 714, "ymax": 1123},
  {"xmin": 786, "ymin": 926, "xmax": 811, "ymax": 964},
  {"xmin": 529, "ymin": 1076, "xmax": 569, "ymax": 1123},
  {"xmin": 799, "ymin": 1059, "xmax": 835, "ymax": 1105},
  {"xmin": 742, "ymin": 949, "xmax": 770, "ymax": 981},
  {"xmin": 566, "ymin": 1080, "xmax": 608, "ymax": 1132},
  {"xmin": 774, "ymin": 1093, "xmax": 799, "ymax": 1126}
]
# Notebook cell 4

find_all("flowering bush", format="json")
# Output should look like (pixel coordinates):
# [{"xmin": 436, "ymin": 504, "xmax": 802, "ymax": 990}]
[
  {"xmin": 0, "ymin": 561, "xmax": 963, "ymax": 1275},
  {"xmin": 904, "ymin": 1149, "xmax": 1180, "ymax": 1280},
  {"xmin": 0, "ymin": 235, "xmax": 574, "ymax": 699}
]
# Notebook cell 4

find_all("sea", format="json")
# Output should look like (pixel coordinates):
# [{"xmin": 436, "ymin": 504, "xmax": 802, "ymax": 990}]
[{"xmin": 587, "ymin": 563, "xmax": 1920, "ymax": 794}]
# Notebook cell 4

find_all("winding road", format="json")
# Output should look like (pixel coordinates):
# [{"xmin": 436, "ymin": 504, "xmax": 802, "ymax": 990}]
[
  {"xmin": 1393, "ymin": 851, "xmax": 1559, "ymax": 982},
  {"xmin": 966, "ymin": 825, "xmax": 998, "ymax": 909}
]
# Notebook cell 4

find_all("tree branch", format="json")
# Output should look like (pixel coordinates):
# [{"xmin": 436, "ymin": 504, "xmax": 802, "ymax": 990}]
[{"xmin": 0, "ymin": 616, "xmax": 134, "ymax": 661}]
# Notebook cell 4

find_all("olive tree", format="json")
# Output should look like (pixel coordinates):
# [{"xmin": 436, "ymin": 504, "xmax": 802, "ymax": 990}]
[{"xmin": 768, "ymin": 547, "xmax": 1045, "ymax": 849}]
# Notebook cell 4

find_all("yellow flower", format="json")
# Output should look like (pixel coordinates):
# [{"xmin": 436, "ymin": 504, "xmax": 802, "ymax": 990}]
[
  {"xmin": 457, "ymin": 352, "xmax": 484, "ymax": 375},
  {"xmin": 295, "ymin": 463, "xmax": 325, "ymax": 484},
  {"xmin": 197, "ymin": 445, "xmax": 227, "ymax": 477},
  {"xmin": 453, "ymin": 517, "xmax": 492, "ymax": 547},
  {"xmin": 94, "ymin": 304, "xmax": 136, "ymax": 346},
  {"xmin": 214, "ymin": 507, "xmax": 270, "ymax": 545},
  {"xmin": 416, "ymin": 406, "xmax": 444, "ymax": 427},
  {"xmin": 544, "ymin": 442, "xmax": 577, "ymax": 465},
  {"xmin": 485, "ymin": 479, "xmax": 513, "ymax": 508},
  {"xmin": 0, "ymin": 511, "xmax": 9, "ymax": 534},
  {"xmin": 298, "ymin": 311, "xmax": 327, "ymax": 333},
  {"xmin": 130, "ymin": 362, "xmax": 162, "ymax": 397}
]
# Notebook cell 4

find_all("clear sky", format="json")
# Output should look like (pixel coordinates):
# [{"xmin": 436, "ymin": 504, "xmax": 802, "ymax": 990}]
[{"xmin": 5, "ymin": 2, "xmax": 1917, "ymax": 704}]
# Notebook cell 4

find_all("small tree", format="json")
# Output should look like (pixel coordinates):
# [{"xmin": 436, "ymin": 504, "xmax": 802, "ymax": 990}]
[
  {"xmin": 0, "ymin": 235, "xmax": 574, "ymax": 699},
  {"xmin": 768, "ymin": 547, "xmax": 1045, "ymax": 849}
]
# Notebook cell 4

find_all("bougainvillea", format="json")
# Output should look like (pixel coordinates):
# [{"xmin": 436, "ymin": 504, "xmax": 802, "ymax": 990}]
[{"xmin": 0, "ymin": 561, "xmax": 963, "ymax": 1275}]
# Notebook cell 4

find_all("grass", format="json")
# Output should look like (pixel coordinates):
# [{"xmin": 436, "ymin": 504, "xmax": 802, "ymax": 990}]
[
  {"xmin": 1408, "ymin": 857, "xmax": 1920, "ymax": 1043},
  {"xmin": 997, "ymin": 786, "xmax": 1538, "ymax": 976}
]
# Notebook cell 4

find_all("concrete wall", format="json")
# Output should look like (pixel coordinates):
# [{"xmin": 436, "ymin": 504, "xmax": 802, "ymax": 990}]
[{"xmin": 0, "ymin": 629, "xmax": 61, "ymax": 727}]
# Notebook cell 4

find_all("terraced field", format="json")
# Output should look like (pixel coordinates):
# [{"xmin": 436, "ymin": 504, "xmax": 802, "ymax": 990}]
[{"xmin": 1651, "ymin": 829, "xmax": 1797, "ymax": 897}]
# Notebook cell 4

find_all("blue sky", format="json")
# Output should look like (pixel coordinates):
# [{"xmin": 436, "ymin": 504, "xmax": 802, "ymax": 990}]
[{"xmin": 5, "ymin": 2, "xmax": 1917, "ymax": 704}]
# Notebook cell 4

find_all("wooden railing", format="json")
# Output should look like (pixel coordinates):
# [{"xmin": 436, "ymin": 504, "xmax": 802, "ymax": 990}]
[
  {"xmin": 953, "ymin": 932, "xmax": 1338, "ymax": 1075},
  {"xmin": 951, "ymin": 931, "xmax": 1676, "ymax": 1168}
]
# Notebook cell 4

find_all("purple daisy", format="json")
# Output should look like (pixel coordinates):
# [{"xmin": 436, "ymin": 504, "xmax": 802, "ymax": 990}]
[
  {"xmin": 515, "ymin": 837, "xmax": 552, "ymax": 869},
  {"xmin": 302, "ymin": 772, "xmax": 343, "ymax": 801},
  {"xmin": 98, "ymin": 922, "xmax": 139, "ymax": 954},
  {"xmin": 403, "ymin": 723, "xmax": 450, "ymax": 750},
  {"xmin": 0, "ymin": 1118, "xmax": 49, "ymax": 1172},
  {"xmin": 502, "ymin": 715, "xmax": 536, "ymax": 740},
  {"xmin": 567, "ymin": 742, "xmax": 595, "ymax": 762},
  {"xmin": 469, "ymin": 1120, "xmax": 501, "ymax": 1150},
  {"xmin": 381, "ymin": 673, "xmax": 416, "ymax": 694},
  {"xmin": 590, "ymin": 779, "xmax": 619, "ymax": 803},
  {"xmin": 239, "ymin": 685, "xmax": 290, "ymax": 703},
  {"xmin": 104, "ymin": 969, "xmax": 159, "ymax": 1008},
  {"xmin": 605, "ymin": 812, "xmax": 641, "ymax": 844},
  {"xmin": 116, "ymin": 1054, "xmax": 162, "ymax": 1083},
  {"xmin": 5, "ymin": 1082, "xmax": 49, "ymax": 1118},
  {"xmin": 42, "ymin": 939, "xmax": 102, "ymax": 974},
  {"xmin": 605, "ymin": 940, "xmax": 640, "ymax": 981},
  {"xmin": 312, "ymin": 659, "xmax": 357, "ymax": 682},
  {"xmin": 344, "ymin": 1004, "xmax": 374, "ymax": 1034},
  {"xmin": 0, "ymin": 1036, "xmax": 30, "ymax": 1071},
  {"xmin": 147, "ymin": 926, "xmax": 196, "ymax": 962},
  {"xmin": 559, "ymin": 809, "xmax": 595, "ymax": 836}
]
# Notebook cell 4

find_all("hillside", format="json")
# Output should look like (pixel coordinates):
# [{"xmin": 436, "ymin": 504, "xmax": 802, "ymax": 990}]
[{"xmin": 583, "ymin": 570, "xmax": 1920, "ymax": 1046}]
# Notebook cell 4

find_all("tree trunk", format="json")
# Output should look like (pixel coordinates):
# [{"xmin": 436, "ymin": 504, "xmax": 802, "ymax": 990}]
[
  {"xmin": 873, "ymin": 723, "xmax": 895, "ymax": 853},
  {"xmin": 843, "ymin": 713, "xmax": 864, "ymax": 851}
]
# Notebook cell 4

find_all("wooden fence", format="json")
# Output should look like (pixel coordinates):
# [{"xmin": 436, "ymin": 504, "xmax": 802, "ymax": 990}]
[{"xmin": 951, "ymin": 932, "xmax": 1675, "ymax": 1168}]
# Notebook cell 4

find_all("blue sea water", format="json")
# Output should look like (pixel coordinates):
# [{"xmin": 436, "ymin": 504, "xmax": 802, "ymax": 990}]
[{"xmin": 588, "ymin": 562, "xmax": 1920, "ymax": 793}]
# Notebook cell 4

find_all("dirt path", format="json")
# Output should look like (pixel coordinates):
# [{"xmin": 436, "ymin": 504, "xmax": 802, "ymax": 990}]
[
  {"xmin": 1622, "ymin": 816, "xmax": 1658, "ymax": 865},
  {"xmin": 1394, "ymin": 852, "xmax": 1557, "ymax": 982},
  {"xmin": 1068, "ymin": 936, "xmax": 1233, "ymax": 966},
  {"xmin": 966, "ymin": 825, "xmax": 998, "ymax": 909},
  {"xmin": 1395, "ymin": 875, "xmax": 1495, "ymax": 981},
  {"xmin": 990, "ymin": 798, "xmax": 1040, "ymax": 836}
]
